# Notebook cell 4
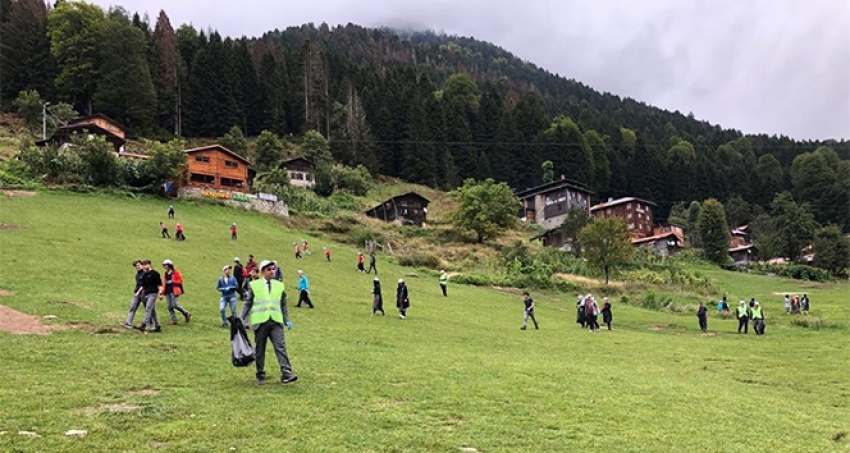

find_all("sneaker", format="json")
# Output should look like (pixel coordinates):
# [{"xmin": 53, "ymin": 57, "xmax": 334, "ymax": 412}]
[
  {"xmin": 256, "ymin": 378, "xmax": 268, "ymax": 385},
  {"xmin": 133, "ymin": 324, "xmax": 146, "ymax": 332},
  {"xmin": 371, "ymin": 313, "xmax": 375, "ymax": 317},
  {"xmin": 185, "ymin": 312, "xmax": 192, "ymax": 323},
  {"xmin": 520, "ymin": 326, "xmax": 526, "ymax": 330},
  {"xmin": 152, "ymin": 327, "xmax": 162, "ymax": 333},
  {"xmin": 170, "ymin": 320, "xmax": 178, "ymax": 326},
  {"xmin": 221, "ymin": 323, "xmax": 228, "ymax": 328},
  {"xmin": 281, "ymin": 375, "xmax": 298, "ymax": 385},
  {"xmin": 122, "ymin": 323, "xmax": 132, "ymax": 329}
]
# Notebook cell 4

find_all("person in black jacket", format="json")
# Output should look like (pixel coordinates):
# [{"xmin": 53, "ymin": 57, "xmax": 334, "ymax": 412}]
[
  {"xmin": 600, "ymin": 297, "xmax": 613, "ymax": 331},
  {"xmin": 135, "ymin": 260, "xmax": 162, "ymax": 333},
  {"xmin": 697, "ymin": 302, "xmax": 708, "ymax": 332},
  {"xmin": 396, "ymin": 279, "xmax": 410, "ymax": 319},
  {"xmin": 371, "ymin": 278, "xmax": 384, "ymax": 316},
  {"xmin": 233, "ymin": 258, "xmax": 245, "ymax": 300},
  {"xmin": 123, "ymin": 260, "xmax": 145, "ymax": 328},
  {"xmin": 520, "ymin": 292, "xmax": 539, "ymax": 330}
]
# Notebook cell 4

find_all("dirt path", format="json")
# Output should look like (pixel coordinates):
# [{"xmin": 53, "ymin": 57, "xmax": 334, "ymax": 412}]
[
  {"xmin": 0, "ymin": 304, "xmax": 68, "ymax": 335},
  {"xmin": 2, "ymin": 190, "xmax": 36, "ymax": 197}
]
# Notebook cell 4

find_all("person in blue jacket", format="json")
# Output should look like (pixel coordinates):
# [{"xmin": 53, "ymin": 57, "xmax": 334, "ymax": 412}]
[
  {"xmin": 296, "ymin": 270, "xmax": 314, "ymax": 308},
  {"xmin": 217, "ymin": 265, "xmax": 240, "ymax": 327}
]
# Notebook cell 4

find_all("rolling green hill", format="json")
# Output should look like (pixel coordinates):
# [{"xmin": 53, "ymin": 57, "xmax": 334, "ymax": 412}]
[{"xmin": 0, "ymin": 191, "xmax": 848, "ymax": 452}]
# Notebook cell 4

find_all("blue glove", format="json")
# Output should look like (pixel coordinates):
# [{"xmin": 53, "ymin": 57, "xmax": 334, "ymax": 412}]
[{"xmin": 285, "ymin": 321, "xmax": 293, "ymax": 330}]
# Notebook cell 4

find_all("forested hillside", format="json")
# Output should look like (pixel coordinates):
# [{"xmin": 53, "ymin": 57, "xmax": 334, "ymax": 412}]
[{"xmin": 1, "ymin": 0, "xmax": 847, "ymax": 226}]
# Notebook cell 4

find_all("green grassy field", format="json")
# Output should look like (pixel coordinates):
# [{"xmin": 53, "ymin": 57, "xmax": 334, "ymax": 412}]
[{"xmin": 0, "ymin": 191, "xmax": 848, "ymax": 453}]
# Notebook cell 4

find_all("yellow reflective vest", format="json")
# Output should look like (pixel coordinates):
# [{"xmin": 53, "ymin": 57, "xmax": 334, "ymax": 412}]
[{"xmin": 249, "ymin": 279, "xmax": 284, "ymax": 327}]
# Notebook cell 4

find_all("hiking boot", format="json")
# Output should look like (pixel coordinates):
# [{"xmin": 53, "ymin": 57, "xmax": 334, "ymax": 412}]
[
  {"xmin": 281, "ymin": 375, "xmax": 298, "ymax": 385},
  {"xmin": 184, "ymin": 312, "xmax": 192, "ymax": 323},
  {"xmin": 152, "ymin": 326, "xmax": 162, "ymax": 333},
  {"xmin": 256, "ymin": 377, "xmax": 268, "ymax": 385},
  {"xmin": 221, "ymin": 323, "xmax": 228, "ymax": 328},
  {"xmin": 133, "ymin": 324, "xmax": 146, "ymax": 332},
  {"xmin": 520, "ymin": 326, "xmax": 526, "ymax": 330},
  {"xmin": 170, "ymin": 320, "xmax": 178, "ymax": 326}
]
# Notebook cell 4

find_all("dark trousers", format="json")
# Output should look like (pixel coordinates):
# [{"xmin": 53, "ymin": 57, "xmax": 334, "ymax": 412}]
[
  {"xmin": 603, "ymin": 313, "xmax": 612, "ymax": 330},
  {"xmin": 753, "ymin": 319, "xmax": 765, "ymax": 335},
  {"xmin": 297, "ymin": 290, "xmax": 313, "ymax": 308},
  {"xmin": 522, "ymin": 309, "xmax": 539, "ymax": 329},
  {"xmin": 698, "ymin": 316, "xmax": 707, "ymax": 332},
  {"xmin": 254, "ymin": 320, "xmax": 294, "ymax": 380},
  {"xmin": 367, "ymin": 264, "xmax": 377, "ymax": 274},
  {"xmin": 440, "ymin": 284, "xmax": 447, "ymax": 297},
  {"xmin": 738, "ymin": 317, "xmax": 749, "ymax": 333},
  {"xmin": 587, "ymin": 315, "xmax": 599, "ymax": 330},
  {"xmin": 231, "ymin": 232, "xmax": 237, "ymax": 240},
  {"xmin": 295, "ymin": 252, "xmax": 302, "ymax": 259},
  {"xmin": 161, "ymin": 229, "xmax": 170, "ymax": 238},
  {"xmin": 373, "ymin": 295, "xmax": 384, "ymax": 315},
  {"xmin": 357, "ymin": 263, "xmax": 365, "ymax": 272}
]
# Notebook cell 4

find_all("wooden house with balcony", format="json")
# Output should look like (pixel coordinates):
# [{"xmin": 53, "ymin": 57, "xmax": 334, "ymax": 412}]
[
  {"xmin": 36, "ymin": 113, "xmax": 128, "ymax": 154},
  {"xmin": 183, "ymin": 144, "xmax": 251, "ymax": 192},
  {"xmin": 590, "ymin": 197, "xmax": 656, "ymax": 238}
]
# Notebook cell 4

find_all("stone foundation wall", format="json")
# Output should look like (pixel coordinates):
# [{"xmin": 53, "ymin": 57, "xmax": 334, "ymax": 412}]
[{"xmin": 178, "ymin": 187, "xmax": 289, "ymax": 217}]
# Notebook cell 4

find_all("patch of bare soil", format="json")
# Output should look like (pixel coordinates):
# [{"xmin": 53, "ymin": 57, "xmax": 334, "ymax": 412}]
[
  {"xmin": 556, "ymin": 273, "xmax": 626, "ymax": 289},
  {"xmin": 648, "ymin": 324, "xmax": 667, "ymax": 331},
  {"xmin": 0, "ymin": 223, "xmax": 24, "ymax": 230},
  {"xmin": 2, "ymin": 190, "xmax": 36, "ymax": 197},
  {"xmin": 0, "ymin": 289, "xmax": 11, "ymax": 296},
  {"xmin": 77, "ymin": 403, "xmax": 141, "ymax": 415},
  {"xmin": 0, "ymin": 305, "xmax": 105, "ymax": 335},
  {"xmin": 128, "ymin": 388, "xmax": 161, "ymax": 396}
]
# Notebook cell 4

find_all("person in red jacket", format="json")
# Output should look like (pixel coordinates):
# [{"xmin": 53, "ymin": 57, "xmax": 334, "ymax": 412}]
[
  {"xmin": 323, "ymin": 247, "xmax": 331, "ymax": 262},
  {"xmin": 357, "ymin": 252, "xmax": 365, "ymax": 272},
  {"xmin": 293, "ymin": 242, "xmax": 302, "ymax": 260},
  {"xmin": 161, "ymin": 259, "xmax": 191, "ymax": 324},
  {"xmin": 175, "ymin": 223, "xmax": 185, "ymax": 241},
  {"xmin": 231, "ymin": 223, "xmax": 237, "ymax": 240}
]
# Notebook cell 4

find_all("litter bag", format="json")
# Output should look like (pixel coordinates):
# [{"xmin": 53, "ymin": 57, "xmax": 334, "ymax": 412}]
[{"xmin": 229, "ymin": 316, "xmax": 255, "ymax": 367}]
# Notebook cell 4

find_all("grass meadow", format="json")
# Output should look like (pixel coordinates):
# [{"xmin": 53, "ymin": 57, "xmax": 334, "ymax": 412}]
[{"xmin": 0, "ymin": 190, "xmax": 848, "ymax": 453}]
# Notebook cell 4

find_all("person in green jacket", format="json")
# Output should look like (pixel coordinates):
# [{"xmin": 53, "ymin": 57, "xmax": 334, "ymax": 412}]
[
  {"xmin": 240, "ymin": 260, "xmax": 297, "ymax": 385},
  {"xmin": 439, "ymin": 270, "xmax": 448, "ymax": 297},
  {"xmin": 736, "ymin": 301, "xmax": 750, "ymax": 334},
  {"xmin": 751, "ymin": 302, "xmax": 766, "ymax": 335}
]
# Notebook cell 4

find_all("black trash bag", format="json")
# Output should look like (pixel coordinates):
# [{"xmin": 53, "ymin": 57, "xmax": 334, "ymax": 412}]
[{"xmin": 229, "ymin": 316, "xmax": 255, "ymax": 367}]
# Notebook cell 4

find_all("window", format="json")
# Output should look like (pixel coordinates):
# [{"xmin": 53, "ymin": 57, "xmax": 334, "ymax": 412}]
[
  {"xmin": 292, "ymin": 172, "xmax": 304, "ymax": 180},
  {"xmin": 220, "ymin": 177, "xmax": 243, "ymax": 188},
  {"xmin": 225, "ymin": 160, "xmax": 239, "ymax": 169},
  {"xmin": 306, "ymin": 173, "xmax": 313, "ymax": 182},
  {"xmin": 627, "ymin": 213, "xmax": 633, "ymax": 219},
  {"xmin": 190, "ymin": 173, "xmax": 215, "ymax": 184},
  {"xmin": 194, "ymin": 155, "xmax": 210, "ymax": 163}
]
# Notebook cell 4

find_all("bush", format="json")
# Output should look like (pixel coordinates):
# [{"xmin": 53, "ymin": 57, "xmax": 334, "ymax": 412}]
[
  {"xmin": 450, "ymin": 273, "xmax": 494, "ymax": 286},
  {"xmin": 790, "ymin": 316, "xmax": 839, "ymax": 330},
  {"xmin": 396, "ymin": 253, "xmax": 440, "ymax": 269},
  {"xmin": 778, "ymin": 264, "xmax": 833, "ymax": 282}
]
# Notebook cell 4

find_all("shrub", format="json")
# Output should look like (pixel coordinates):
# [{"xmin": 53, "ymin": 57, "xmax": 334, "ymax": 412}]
[
  {"xmin": 778, "ymin": 264, "xmax": 833, "ymax": 282},
  {"xmin": 396, "ymin": 253, "xmax": 440, "ymax": 269},
  {"xmin": 451, "ymin": 273, "xmax": 494, "ymax": 286},
  {"xmin": 790, "ymin": 316, "xmax": 839, "ymax": 330}
]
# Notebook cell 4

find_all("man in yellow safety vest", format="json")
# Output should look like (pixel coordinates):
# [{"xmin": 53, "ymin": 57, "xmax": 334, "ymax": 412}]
[
  {"xmin": 736, "ymin": 301, "xmax": 750, "ymax": 334},
  {"xmin": 240, "ymin": 260, "xmax": 298, "ymax": 385},
  {"xmin": 750, "ymin": 302, "xmax": 766, "ymax": 335}
]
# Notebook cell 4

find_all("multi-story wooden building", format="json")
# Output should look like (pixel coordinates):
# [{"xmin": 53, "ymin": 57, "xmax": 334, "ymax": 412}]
[
  {"xmin": 280, "ymin": 156, "xmax": 315, "ymax": 188},
  {"xmin": 183, "ymin": 144, "xmax": 251, "ymax": 192},
  {"xmin": 517, "ymin": 178, "xmax": 593, "ymax": 231},
  {"xmin": 590, "ymin": 197, "xmax": 656, "ymax": 238},
  {"xmin": 366, "ymin": 192, "xmax": 430, "ymax": 227},
  {"xmin": 631, "ymin": 224, "xmax": 686, "ymax": 256}
]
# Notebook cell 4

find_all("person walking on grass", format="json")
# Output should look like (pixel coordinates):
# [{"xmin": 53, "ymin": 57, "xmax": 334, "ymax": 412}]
[
  {"xmin": 792, "ymin": 294, "xmax": 801, "ymax": 314},
  {"xmin": 439, "ymin": 270, "xmax": 448, "ymax": 297},
  {"xmin": 784, "ymin": 294, "xmax": 791, "ymax": 314},
  {"xmin": 396, "ymin": 279, "xmax": 410, "ymax": 319},
  {"xmin": 367, "ymin": 252, "xmax": 378, "ymax": 275},
  {"xmin": 240, "ymin": 260, "xmax": 297, "ymax": 385},
  {"xmin": 600, "ymin": 297, "xmax": 613, "ymax": 331},
  {"xmin": 175, "ymin": 223, "xmax": 185, "ymax": 241},
  {"xmin": 246, "ymin": 255, "xmax": 258, "ymax": 274},
  {"xmin": 123, "ymin": 260, "xmax": 145, "ymax": 328},
  {"xmin": 697, "ymin": 301, "xmax": 708, "ymax": 332},
  {"xmin": 273, "ymin": 261, "xmax": 283, "ymax": 281},
  {"xmin": 217, "ymin": 265, "xmax": 239, "ymax": 328},
  {"xmin": 302, "ymin": 239, "xmax": 311, "ymax": 255},
  {"xmin": 231, "ymin": 223, "xmax": 237, "ymax": 240},
  {"xmin": 576, "ymin": 294, "xmax": 586, "ymax": 328},
  {"xmin": 160, "ymin": 221, "xmax": 170, "ymax": 239},
  {"xmin": 357, "ymin": 252, "xmax": 365, "ymax": 272},
  {"xmin": 161, "ymin": 260, "xmax": 191, "ymax": 325},
  {"xmin": 134, "ymin": 260, "xmax": 162, "ymax": 333},
  {"xmin": 751, "ymin": 302, "xmax": 766, "ymax": 335},
  {"xmin": 293, "ymin": 242, "xmax": 302, "ymax": 260},
  {"xmin": 371, "ymin": 278, "xmax": 385, "ymax": 316},
  {"xmin": 801, "ymin": 294, "xmax": 810, "ymax": 313},
  {"xmin": 585, "ymin": 294, "xmax": 600, "ymax": 331},
  {"xmin": 736, "ymin": 301, "xmax": 750, "ymax": 334},
  {"xmin": 296, "ymin": 270, "xmax": 314, "ymax": 308},
  {"xmin": 167, "ymin": 205, "xmax": 174, "ymax": 219},
  {"xmin": 520, "ymin": 292, "xmax": 539, "ymax": 330},
  {"xmin": 233, "ymin": 258, "xmax": 245, "ymax": 300},
  {"xmin": 323, "ymin": 247, "xmax": 331, "ymax": 262}
]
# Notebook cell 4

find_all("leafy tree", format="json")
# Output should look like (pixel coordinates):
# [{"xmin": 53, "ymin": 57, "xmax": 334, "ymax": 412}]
[
  {"xmin": 93, "ymin": 12, "xmax": 157, "ymax": 132},
  {"xmin": 253, "ymin": 130, "xmax": 285, "ymax": 171},
  {"xmin": 219, "ymin": 125, "xmax": 248, "ymax": 157},
  {"xmin": 12, "ymin": 90, "xmax": 44, "ymax": 130},
  {"xmin": 1, "ymin": 0, "xmax": 55, "ymax": 109},
  {"xmin": 71, "ymin": 134, "xmax": 120, "ymax": 186},
  {"xmin": 755, "ymin": 154, "xmax": 783, "ymax": 206},
  {"xmin": 541, "ymin": 160, "xmax": 554, "ymax": 184},
  {"xmin": 749, "ymin": 213, "xmax": 780, "ymax": 261},
  {"xmin": 300, "ymin": 129, "xmax": 332, "ymax": 167},
  {"xmin": 813, "ymin": 225, "xmax": 850, "ymax": 276},
  {"xmin": 542, "ymin": 116, "xmax": 592, "ymax": 186},
  {"xmin": 253, "ymin": 166, "xmax": 290, "ymax": 195},
  {"xmin": 449, "ymin": 178, "xmax": 520, "ymax": 243},
  {"xmin": 686, "ymin": 201, "xmax": 701, "ymax": 246},
  {"xmin": 143, "ymin": 139, "xmax": 187, "ymax": 185},
  {"xmin": 791, "ymin": 147, "xmax": 849, "ymax": 231},
  {"xmin": 585, "ymin": 130, "xmax": 611, "ymax": 193},
  {"xmin": 48, "ymin": 0, "xmax": 106, "ymax": 113},
  {"xmin": 724, "ymin": 195, "xmax": 762, "ymax": 230},
  {"xmin": 667, "ymin": 202, "xmax": 688, "ymax": 227},
  {"xmin": 770, "ymin": 191, "xmax": 818, "ymax": 262},
  {"xmin": 443, "ymin": 73, "xmax": 480, "ymax": 114},
  {"xmin": 557, "ymin": 206, "xmax": 591, "ymax": 256},
  {"xmin": 697, "ymin": 198, "xmax": 731, "ymax": 265},
  {"xmin": 578, "ymin": 218, "xmax": 633, "ymax": 285}
]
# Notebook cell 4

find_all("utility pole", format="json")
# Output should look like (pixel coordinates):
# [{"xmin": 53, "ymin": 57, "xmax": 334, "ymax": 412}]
[{"xmin": 42, "ymin": 102, "xmax": 50, "ymax": 140}]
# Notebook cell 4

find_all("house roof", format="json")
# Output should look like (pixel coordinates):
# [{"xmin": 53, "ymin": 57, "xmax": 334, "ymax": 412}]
[
  {"xmin": 68, "ymin": 113, "xmax": 129, "ymax": 133},
  {"xmin": 631, "ymin": 231, "xmax": 683, "ymax": 246},
  {"xmin": 515, "ymin": 179, "xmax": 594, "ymax": 199},
  {"xmin": 185, "ymin": 144, "xmax": 252, "ymax": 165},
  {"xmin": 591, "ymin": 197, "xmax": 657, "ymax": 212},
  {"xmin": 729, "ymin": 244, "xmax": 757, "ymax": 253},
  {"xmin": 37, "ymin": 122, "xmax": 127, "ymax": 146},
  {"xmin": 366, "ymin": 191, "xmax": 430, "ymax": 214},
  {"xmin": 731, "ymin": 229, "xmax": 748, "ymax": 236},
  {"xmin": 117, "ymin": 151, "xmax": 149, "ymax": 159},
  {"xmin": 280, "ymin": 156, "xmax": 314, "ymax": 167}
]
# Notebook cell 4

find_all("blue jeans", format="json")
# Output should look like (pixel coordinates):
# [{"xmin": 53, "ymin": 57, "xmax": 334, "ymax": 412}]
[{"xmin": 220, "ymin": 296, "xmax": 237, "ymax": 325}]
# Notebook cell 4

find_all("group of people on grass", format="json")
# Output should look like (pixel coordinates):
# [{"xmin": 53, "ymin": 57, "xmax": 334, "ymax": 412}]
[
  {"xmin": 574, "ymin": 294, "xmax": 613, "ymax": 332},
  {"xmin": 124, "ymin": 259, "xmax": 192, "ymax": 332},
  {"xmin": 783, "ymin": 293, "xmax": 810, "ymax": 315},
  {"xmin": 696, "ymin": 293, "xmax": 803, "ymax": 335}
]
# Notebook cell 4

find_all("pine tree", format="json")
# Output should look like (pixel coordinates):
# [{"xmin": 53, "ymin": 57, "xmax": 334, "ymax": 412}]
[
  {"xmin": 150, "ymin": 10, "xmax": 179, "ymax": 134},
  {"xmin": 697, "ymin": 198, "xmax": 731, "ymax": 265},
  {"xmin": 0, "ymin": 0, "xmax": 55, "ymax": 109},
  {"xmin": 491, "ymin": 110, "xmax": 520, "ymax": 185}
]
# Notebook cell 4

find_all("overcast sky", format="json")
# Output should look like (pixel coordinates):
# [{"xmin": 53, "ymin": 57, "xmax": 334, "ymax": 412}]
[{"xmin": 93, "ymin": 0, "xmax": 850, "ymax": 140}]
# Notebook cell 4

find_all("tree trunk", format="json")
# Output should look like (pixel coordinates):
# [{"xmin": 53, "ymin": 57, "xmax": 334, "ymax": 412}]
[
  {"xmin": 604, "ymin": 265, "xmax": 609, "ymax": 285},
  {"xmin": 477, "ymin": 232, "xmax": 483, "ymax": 243}
]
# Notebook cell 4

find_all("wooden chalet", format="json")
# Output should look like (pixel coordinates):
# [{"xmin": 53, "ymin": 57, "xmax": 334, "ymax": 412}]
[
  {"xmin": 516, "ymin": 177, "xmax": 593, "ymax": 231},
  {"xmin": 729, "ymin": 225, "xmax": 758, "ymax": 264},
  {"xmin": 183, "ymin": 144, "xmax": 251, "ymax": 191},
  {"xmin": 591, "ymin": 197, "xmax": 657, "ymax": 238},
  {"xmin": 36, "ymin": 113, "xmax": 128, "ymax": 153},
  {"xmin": 631, "ymin": 224, "xmax": 686, "ymax": 257},
  {"xmin": 279, "ymin": 156, "xmax": 315, "ymax": 188},
  {"xmin": 366, "ymin": 192, "xmax": 430, "ymax": 226}
]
